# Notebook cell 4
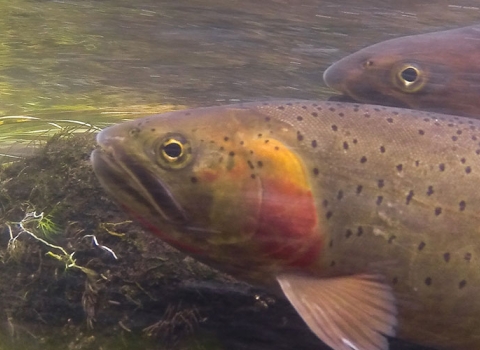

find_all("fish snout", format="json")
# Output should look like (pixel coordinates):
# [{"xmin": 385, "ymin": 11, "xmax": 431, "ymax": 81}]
[{"xmin": 323, "ymin": 62, "xmax": 345, "ymax": 91}]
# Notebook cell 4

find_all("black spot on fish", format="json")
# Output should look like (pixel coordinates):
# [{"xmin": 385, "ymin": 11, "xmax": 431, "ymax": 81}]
[
  {"xmin": 425, "ymin": 277, "xmax": 432, "ymax": 286},
  {"xmin": 465, "ymin": 166, "xmax": 472, "ymax": 174},
  {"xmin": 444, "ymin": 252, "xmax": 450, "ymax": 262},
  {"xmin": 377, "ymin": 179, "xmax": 385, "ymax": 188},
  {"xmin": 343, "ymin": 141, "xmax": 349, "ymax": 150},
  {"xmin": 380, "ymin": 146, "xmax": 386, "ymax": 153},
  {"xmin": 386, "ymin": 118, "xmax": 394, "ymax": 123},
  {"xmin": 476, "ymin": 149, "xmax": 480, "ymax": 155},
  {"xmin": 229, "ymin": 151, "xmax": 235, "ymax": 157},
  {"xmin": 396, "ymin": 164, "xmax": 403, "ymax": 172},
  {"xmin": 311, "ymin": 140, "xmax": 318, "ymax": 148},
  {"xmin": 415, "ymin": 160, "xmax": 420, "ymax": 167},
  {"xmin": 376, "ymin": 196, "xmax": 383, "ymax": 205},
  {"xmin": 297, "ymin": 132, "xmax": 304, "ymax": 141},
  {"xmin": 418, "ymin": 130, "xmax": 425, "ymax": 135},
  {"xmin": 472, "ymin": 136, "xmax": 478, "ymax": 141},
  {"xmin": 258, "ymin": 133, "xmax": 263, "ymax": 138},
  {"xmin": 265, "ymin": 117, "xmax": 271, "ymax": 122},
  {"xmin": 356, "ymin": 185, "xmax": 363, "ymax": 195},
  {"xmin": 329, "ymin": 107, "xmax": 335, "ymax": 112},
  {"xmin": 388, "ymin": 235, "xmax": 396, "ymax": 244},
  {"xmin": 461, "ymin": 158, "xmax": 466, "ymax": 164},
  {"xmin": 406, "ymin": 190, "xmax": 414, "ymax": 205},
  {"xmin": 364, "ymin": 113, "xmax": 370, "ymax": 118},
  {"xmin": 322, "ymin": 200, "xmax": 329, "ymax": 207},
  {"xmin": 247, "ymin": 161, "xmax": 254, "ymax": 170},
  {"xmin": 427, "ymin": 186, "xmax": 434, "ymax": 196},
  {"xmin": 459, "ymin": 201, "xmax": 466, "ymax": 211},
  {"xmin": 418, "ymin": 242, "xmax": 426, "ymax": 251},
  {"xmin": 326, "ymin": 211, "xmax": 333, "ymax": 220},
  {"xmin": 311, "ymin": 112, "xmax": 318, "ymax": 117},
  {"xmin": 345, "ymin": 229, "xmax": 352, "ymax": 238},
  {"xmin": 357, "ymin": 226, "xmax": 364, "ymax": 236},
  {"xmin": 354, "ymin": 107, "xmax": 359, "ymax": 112},
  {"xmin": 331, "ymin": 125, "xmax": 338, "ymax": 131},
  {"xmin": 465, "ymin": 253, "xmax": 472, "ymax": 262},
  {"xmin": 278, "ymin": 106, "xmax": 285, "ymax": 110},
  {"xmin": 337, "ymin": 190, "xmax": 343, "ymax": 200},
  {"xmin": 302, "ymin": 105, "xmax": 307, "ymax": 109},
  {"xmin": 257, "ymin": 161, "xmax": 263, "ymax": 168},
  {"xmin": 339, "ymin": 112, "xmax": 344, "ymax": 117},
  {"xmin": 457, "ymin": 130, "xmax": 463, "ymax": 135},
  {"xmin": 224, "ymin": 136, "xmax": 229, "ymax": 142},
  {"xmin": 360, "ymin": 156, "xmax": 367, "ymax": 163},
  {"xmin": 190, "ymin": 177, "xmax": 198, "ymax": 183},
  {"xmin": 452, "ymin": 136, "xmax": 458, "ymax": 141},
  {"xmin": 313, "ymin": 168, "xmax": 319, "ymax": 176},
  {"xmin": 439, "ymin": 163, "xmax": 445, "ymax": 172},
  {"xmin": 274, "ymin": 146, "xmax": 279, "ymax": 151},
  {"xmin": 240, "ymin": 141, "xmax": 244, "ymax": 146},
  {"xmin": 150, "ymin": 128, "xmax": 155, "ymax": 132},
  {"xmin": 435, "ymin": 207, "xmax": 442, "ymax": 216},
  {"xmin": 250, "ymin": 174, "xmax": 256, "ymax": 179},
  {"xmin": 353, "ymin": 139, "xmax": 358, "ymax": 144},
  {"xmin": 459, "ymin": 280, "xmax": 467, "ymax": 289}
]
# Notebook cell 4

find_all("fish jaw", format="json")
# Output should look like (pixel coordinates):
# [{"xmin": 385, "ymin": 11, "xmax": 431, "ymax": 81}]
[{"xmin": 91, "ymin": 105, "xmax": 325, "ymax": 283}]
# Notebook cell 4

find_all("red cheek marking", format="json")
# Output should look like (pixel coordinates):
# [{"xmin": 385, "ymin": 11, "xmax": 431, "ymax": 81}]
[{"xmin": 255, "ymin": 177, "xmax": 323, "ymax": 268}]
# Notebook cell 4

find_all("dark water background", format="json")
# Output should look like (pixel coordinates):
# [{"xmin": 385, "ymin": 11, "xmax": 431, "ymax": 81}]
[{"xmin": 1, "ymin": 0, "xmax": 479, "ymax": 349}]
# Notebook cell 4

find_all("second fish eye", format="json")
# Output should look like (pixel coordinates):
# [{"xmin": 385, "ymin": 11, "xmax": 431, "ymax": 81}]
[
  {"xmin": 393, "ymin": 64, "xmax": 425, "ymax": 92},
  {"xmin": 400, "ymin": 66, "xmax": 419, "ymax": 84}
]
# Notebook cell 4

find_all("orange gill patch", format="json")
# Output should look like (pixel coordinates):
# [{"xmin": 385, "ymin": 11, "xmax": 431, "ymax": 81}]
[{"xmin": 250, "ymin": 138, "xmax": 323, "ymax": 268}]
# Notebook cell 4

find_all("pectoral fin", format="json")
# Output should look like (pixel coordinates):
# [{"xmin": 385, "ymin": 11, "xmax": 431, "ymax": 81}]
[{"xmin": 277, "ymin": 273, "xmax": 397, "ymax": 350}]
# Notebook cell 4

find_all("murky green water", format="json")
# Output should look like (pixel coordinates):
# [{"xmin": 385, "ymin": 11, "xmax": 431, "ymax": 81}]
[
  {"xmin": 2, "ymin": 0, "xmax": 480, "ymax": 159},
  {"xmin": 1, "ymin": 0, "xmax": 479, "ymax": 348}
]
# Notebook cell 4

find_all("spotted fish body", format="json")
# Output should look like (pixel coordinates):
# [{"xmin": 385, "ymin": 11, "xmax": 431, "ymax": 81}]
[
  {"xmin": 323, "ymin": 25, "xmax": 480, "ymax": 118},
  {"xmin": 92, "ymin": 100, "xmax": 480, "ymax": 350}
]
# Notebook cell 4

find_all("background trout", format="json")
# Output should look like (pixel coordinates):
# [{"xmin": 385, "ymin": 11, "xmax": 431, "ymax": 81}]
[
  {"xmin": 91, "ymin": 100, "xmax": 480, "ymax": 350},
  {"xmin": 323, "ymin": 25, "xmax": 480, "ymax": 118}
]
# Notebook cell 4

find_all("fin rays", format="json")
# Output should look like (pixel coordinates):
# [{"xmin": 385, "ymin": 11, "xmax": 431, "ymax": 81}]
[{"xmin": 277, "ymin": 273, "xmax": 397, "ymax": 350}]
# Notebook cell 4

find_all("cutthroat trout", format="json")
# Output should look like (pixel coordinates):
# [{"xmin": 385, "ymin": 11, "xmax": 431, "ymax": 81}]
[
  {"xmin": 323, "ymin": 25, "xmax": 480, "ymax": 118},
  {"xmin": 92, "ymin": 100, "xmax": 480, "ymax": 350}
]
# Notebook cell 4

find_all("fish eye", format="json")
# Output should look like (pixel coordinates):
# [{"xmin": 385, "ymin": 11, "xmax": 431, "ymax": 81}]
[
  {"xmin": 156, "ymin": 134, "xmax": 192, "ymax": 169},
  {"xmin": 162, "ymin": 139, "xmax": 183, "ymax": 161},
  {"xmin": 393, "ymin": 64, "xmax": 425, "ymax": 92},
  {"xmin": 400, "ymin": 67, "xmax": 419, "ymax": 84}
]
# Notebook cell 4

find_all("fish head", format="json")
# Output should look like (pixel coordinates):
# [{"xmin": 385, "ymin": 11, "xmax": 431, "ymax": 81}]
[
  {"xmin": 323, "ymin": 35, "xmax": 453, "ymax": 110},
  {"xmin": 91, "ymin": 105, "xmax": 323, "ymax": 283}
]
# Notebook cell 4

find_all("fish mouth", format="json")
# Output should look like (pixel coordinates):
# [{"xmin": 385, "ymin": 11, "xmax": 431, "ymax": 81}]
[{"xmin": 91, "ymin": 147, "xmax": 188, "ymax": 225}]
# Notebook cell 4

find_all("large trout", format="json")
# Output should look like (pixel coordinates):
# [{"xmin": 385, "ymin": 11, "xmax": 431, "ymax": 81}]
[{"xmin": 91, "ymin": 100, "xmax": 480, "ymax": 350}]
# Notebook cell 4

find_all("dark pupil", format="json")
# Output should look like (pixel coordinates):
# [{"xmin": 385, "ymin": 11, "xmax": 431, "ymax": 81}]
[
  {"xmin": 401, "ymin": 67, "xmax": 418, "ymax": 83},
  {"xmin": 163, "ymin": 142, "xmax": 182, "ymax": 158}
]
